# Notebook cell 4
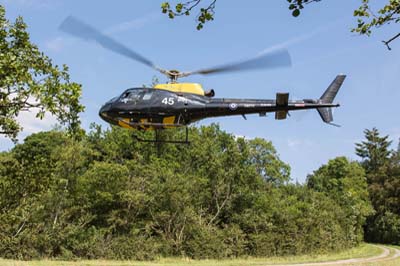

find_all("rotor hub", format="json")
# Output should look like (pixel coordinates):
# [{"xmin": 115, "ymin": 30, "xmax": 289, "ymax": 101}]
[{"xmin": 167, "ymin": 70, "xmax": 181, "ymax": 83}]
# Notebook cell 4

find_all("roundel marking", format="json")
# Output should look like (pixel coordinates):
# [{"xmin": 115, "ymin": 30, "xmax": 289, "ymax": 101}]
[{"xmin": 229, "ymin": 103, "xmax": 238, "ymax": 110}]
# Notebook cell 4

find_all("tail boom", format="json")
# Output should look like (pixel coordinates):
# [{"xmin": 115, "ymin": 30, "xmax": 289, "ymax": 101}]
[{"xmin": 189, "ymin": 75, "xmax": 345, "ymax": 124}]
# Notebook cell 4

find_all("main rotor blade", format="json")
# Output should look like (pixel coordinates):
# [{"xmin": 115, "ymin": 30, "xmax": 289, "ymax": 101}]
[
  {"xmin": 183, "ymin": 48, "xmax": 291, "ymax": 76},
  {"xmin": 59, "ymin": 16, "xmax": 159, "ymax": 70}
]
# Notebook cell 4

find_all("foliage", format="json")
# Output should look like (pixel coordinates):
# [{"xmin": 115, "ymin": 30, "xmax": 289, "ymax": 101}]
[
  {"xmin": 287, "ymin": 0, "xmax": 322, "ymax": 17},
  {"xmin": 0, "ymin": 124, "xmax": 371, "ymax": 259},
  {"xmin": 356, "ymin": 128, "xmax": 393, "ymax": 174},
  {"xmin": 352, "ymin": 0, "xmax": 400, "ymax": 49},
  {"xmin": 160, "ymin": 1, "xmax": 400, "ymax": 48},
  {"xmin": 356, "ymin": 128, "xmax": 400, "ymax": 245},
  {"xmin": 0, "ymin": 244, "xmax": 391, "ymax": 265},
  {"xmin": 291, "ymin": 0, "xmax": 400, "ymax": 47},
  {"xmin": 0, "ymin": 5, "xmax": 84, "ymax": 141},
  {"xmin": 161, "ymin": 0, "xmax": 216, "ymax": 30},
  {"xmin": 397, "ymin": 138, "xmax": 400, "ymax": 155},
  {"xmin": 307, "ymin": 157, "xmax": 374, "ymax": 244}
]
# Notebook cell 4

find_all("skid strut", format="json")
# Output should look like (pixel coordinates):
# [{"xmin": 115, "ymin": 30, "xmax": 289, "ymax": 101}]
[{"xmin": 118, "ymin": 118, "xmax": 190, "ymax": 144}]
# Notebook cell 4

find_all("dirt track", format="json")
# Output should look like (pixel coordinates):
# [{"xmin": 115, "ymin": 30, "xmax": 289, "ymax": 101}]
[{"xmin": 264, "ymin": 245, "xmax": 400, "ymax": 266}]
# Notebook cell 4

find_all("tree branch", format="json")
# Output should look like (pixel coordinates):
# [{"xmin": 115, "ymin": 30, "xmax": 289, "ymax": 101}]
[
  {"xmin": 382, "ymin": 33, "xmax": 400, "ymax": 50},
  {"xmin": 175, "ymin": 0, "xmax": 202, "ymax": 17},
  {"xmin": 13, "ymin": 220, "xmax": 26, "ymax": 238},
  {"xmin": 0, "ymin": 102, "xmax": 42, "ymax": 108},
  {"xmin": 207, "ymin": 183, "xmax": 231, "ymax": 226},
  {"xmin": 0, "ymin": 130, "xmax": 17, "ymax": 134}
]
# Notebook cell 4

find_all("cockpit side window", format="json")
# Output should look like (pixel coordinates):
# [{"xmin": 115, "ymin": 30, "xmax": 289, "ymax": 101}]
[
  {"xmin": 120, "ymin": 89, "xmax": 143, "ymax": 102},
  {"xmin": 127, "ymin": 90, "xmax": 141, "ymax": 100},
  {"xmin": 142, "ymin": 91, "xmax": 153, "ymax": 100}
]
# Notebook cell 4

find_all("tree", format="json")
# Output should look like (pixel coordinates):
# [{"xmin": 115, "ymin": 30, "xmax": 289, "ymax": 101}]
[
  {"xmin": 0, "ymin": 5, "xmax": 84, "ymax": 141},
  {"xmin": 247, "ymin": 138, "xmax": 290, "ymax": 185},
  {"xmin": 307, "ymin": 157, "xmax": 373, "ymax": 244},
  {"xmin": 355, "ymin": 128, "xmax": 400, "ymax": 244},
  {"xmin": 161, "ymin": 0, "xmax": 400, "ymax": 49},
  {"xmin": 0, "ymin": 131, "xmax": 73, "ymax": 258},
  {"xmin": 397, "ymin": 138, "xmax": 400, "ymax": 156},
  {"xmin": 355, "ymin": 128, "xmax": 392, "ymax": 174}
]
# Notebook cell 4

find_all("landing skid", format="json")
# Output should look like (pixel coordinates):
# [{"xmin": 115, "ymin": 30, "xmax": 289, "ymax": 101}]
[{"xmin": 118, "ymin": 118, "xmax": 190, "ymax": 144}]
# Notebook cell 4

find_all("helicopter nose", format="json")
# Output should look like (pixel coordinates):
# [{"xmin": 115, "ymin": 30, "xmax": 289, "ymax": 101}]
[
  {"xmin": 99, "ymin": 103, "xmax": 113, "ymax": 123},
  {"xmin": 99, "ymin": 102, "xmax": 110, "ymax": 115}
]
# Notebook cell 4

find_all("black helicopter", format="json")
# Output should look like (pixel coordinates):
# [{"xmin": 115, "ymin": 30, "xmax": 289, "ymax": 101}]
[{"xmin": 60, "ymin": 16, "xmax": 345, "ymax": 144}]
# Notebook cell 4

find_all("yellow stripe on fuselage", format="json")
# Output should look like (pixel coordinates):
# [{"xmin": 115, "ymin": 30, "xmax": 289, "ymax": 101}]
[
  {"xmin": 155, "ymin": 83, "xmax": 205, "ymax": 96},
  {"xmin": 139, "ymin": 118, "xmax": 151, "ymax": 130},
  {"xmin": 163, "ymin": 116, "xmax": 176, "ymax": 128},
  {"xmin": 118, "ymin": 118, "xmax": 132, "ymax": 129}
]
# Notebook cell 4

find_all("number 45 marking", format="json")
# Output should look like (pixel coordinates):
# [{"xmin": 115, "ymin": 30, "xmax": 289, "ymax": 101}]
[{"xmin": 162, "ymin": 97, "xmax": 174, "ymax": 105}]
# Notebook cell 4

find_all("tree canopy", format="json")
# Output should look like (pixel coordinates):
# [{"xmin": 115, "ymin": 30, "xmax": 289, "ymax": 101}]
[
  {"xmin": 0, "ymin": 5, "xmax": 84, "ymax": 141},
  {"xmin": 161, "ymin": 0, "xmax": 400, "ymax": 49},
  {"xmin": 356, "ymin": 128, "xmax": 392, "ymax": 173},
  {"xmin": 307, "ymin": 157, "xmax": 373, "ymax": 243},
  {"xmin": 0, "ymin": 124, "xmax": 373, "ymax": 259},
  {"xmin": 1, "ymin": 123, "xmax": 399, "ymax": 260}
]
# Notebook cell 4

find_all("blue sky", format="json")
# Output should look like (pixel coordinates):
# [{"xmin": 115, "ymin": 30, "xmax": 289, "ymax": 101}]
[{"xmin": 1, "ymin": 0, "xmax": 400, "ymax": 182}]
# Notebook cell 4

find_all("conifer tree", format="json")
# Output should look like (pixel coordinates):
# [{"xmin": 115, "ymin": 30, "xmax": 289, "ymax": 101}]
[{"xmin": 355, "ymin": 128, "xmax": 392, "ymax": 174}]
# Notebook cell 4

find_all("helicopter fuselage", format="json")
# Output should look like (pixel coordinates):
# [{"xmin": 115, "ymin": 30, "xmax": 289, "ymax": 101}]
[{"xmin": 99, "ymin": 86, "xmax": 339, "ymax": 131}]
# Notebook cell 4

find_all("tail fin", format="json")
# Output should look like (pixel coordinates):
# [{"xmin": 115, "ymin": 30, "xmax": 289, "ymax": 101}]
[{"xmin": 317, "ymin": 74, "xmax": 346, "ymax": 125}]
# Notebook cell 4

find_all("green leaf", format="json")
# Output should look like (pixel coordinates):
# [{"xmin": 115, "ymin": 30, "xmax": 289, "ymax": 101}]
[
  {"xmin": 176, "ymin": 3, "xmax": 183, "ymax": 13},
  {"xmin": 292, "ymin": 9, "xmax": 300, "ymax": 17}
]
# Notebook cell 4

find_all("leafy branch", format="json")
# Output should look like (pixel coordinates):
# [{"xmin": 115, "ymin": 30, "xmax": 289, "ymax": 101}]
[
  {"xmin": 352, "ymin": 0, "xmax": 400, "ymax": 50},
  {"xmin": 287, "ymin": 0, "xmax": 322, "ymax": 17},
  {"xmin": 161, "ymin": 0, "xmax": 400, "ymax": 49},
  {"xmin": 161, "ymin": 0, "xmax": 216, "ymax": 30},
  {"xmin": 0, "ymin": 5, "xmax": 84, "ymax": 141}
]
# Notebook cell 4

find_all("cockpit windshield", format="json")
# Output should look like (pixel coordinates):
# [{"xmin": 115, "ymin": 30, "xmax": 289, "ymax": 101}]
[
  {"xmin": 120, "ymin": 89, "xmax": 142, "ymax": 100},
  {"xmin": 119, "ymin": 89, "xmax": 145, "ymax": 103},
  {"xmin": 118, "ymin": 88, "xmax": 154, "ymax": 104}
]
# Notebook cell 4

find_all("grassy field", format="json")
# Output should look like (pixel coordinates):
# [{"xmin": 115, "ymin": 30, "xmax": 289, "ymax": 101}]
[{"xmin": 0, "ymin": 244, "xmax": 398, "ymax": 266}]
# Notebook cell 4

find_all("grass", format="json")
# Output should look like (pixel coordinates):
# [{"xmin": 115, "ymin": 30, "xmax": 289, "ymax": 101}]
[
  {"xmin": 356, "ymin": 245, "xmax": 400, "ymax": 266},
  {"xmin": 0, "ymin": 244, "xmax": 397, "ymax": 266}
]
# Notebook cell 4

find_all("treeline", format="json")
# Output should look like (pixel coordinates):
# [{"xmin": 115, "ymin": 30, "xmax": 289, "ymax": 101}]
[{"xmin": 0, "ymin": 125, "xmax": 398, "ymax": 260}]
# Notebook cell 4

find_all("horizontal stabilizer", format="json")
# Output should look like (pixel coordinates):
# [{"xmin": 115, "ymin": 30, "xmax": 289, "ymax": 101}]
[
  {"xmin": 275, "ymin": 111, "xmax": 288, "ymax": 120},
  {"xmin": 317, "ymin": 107, "xmax": 333, "ymax": 123}
]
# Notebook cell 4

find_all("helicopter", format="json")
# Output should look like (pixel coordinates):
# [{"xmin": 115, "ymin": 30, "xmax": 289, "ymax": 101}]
[{"xmin": 60, "ymin": 16, "xmax": 345, "ymax": 144}]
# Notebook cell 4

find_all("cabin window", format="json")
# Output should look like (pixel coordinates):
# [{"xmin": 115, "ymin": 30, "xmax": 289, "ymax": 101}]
[
  {"xmin": 121, "ymin": 90, "xmax": 141, "ymax": 101},
  {"xmin": 127, "ymin": 91, "xmax": 141, "ymax": 100},
  {"xmin": 142, "ymin": 91, "xmax": 153, "ymax": 100}
]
